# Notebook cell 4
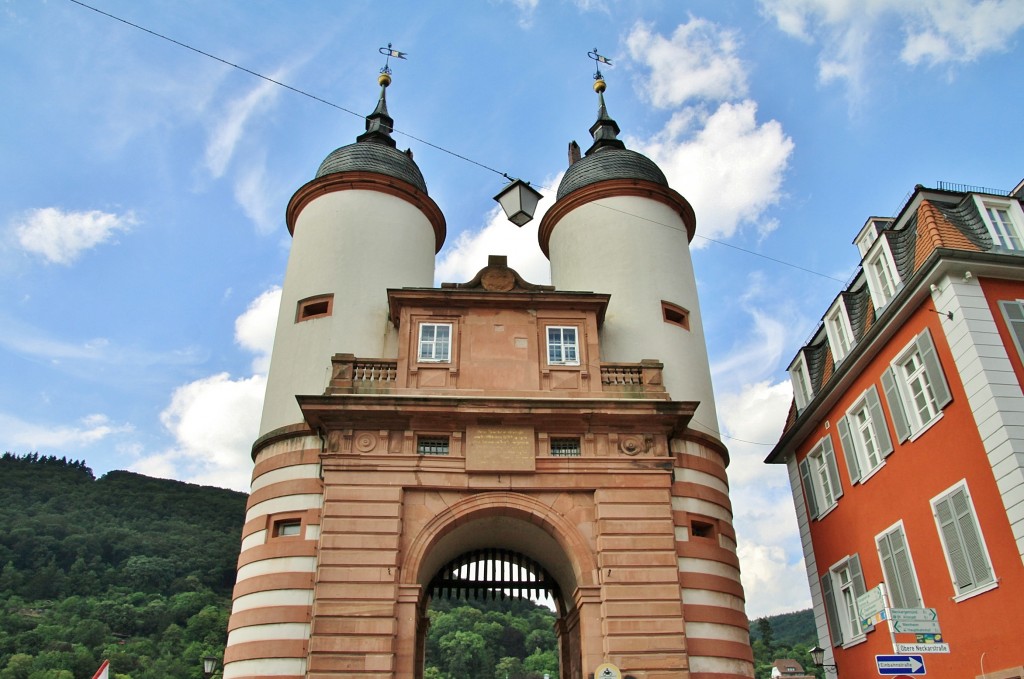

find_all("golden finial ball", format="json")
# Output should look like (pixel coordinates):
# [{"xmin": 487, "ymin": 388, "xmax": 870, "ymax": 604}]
[
  {"xmin": 593, "ymin": 78, "xmax": 606, "ymax": 93},
  {"xmin": 378, "ymin": 72, "xmax": 392, "ymax": 87}
]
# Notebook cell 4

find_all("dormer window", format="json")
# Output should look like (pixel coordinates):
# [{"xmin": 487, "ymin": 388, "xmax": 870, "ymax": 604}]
[
  {"xmin": 864, "ymin": 239, "xmax": 900, "ymax": 309},
  {"xmin": 824, "ymin": 302, "xmax": 855, "ymax": 363},
  {"xmin": 789, "ymin": 353, "xmax": 813, "ymax": 412},
  {"xmin": 976, "ymin": 196, "xmax": 1024, "ymax": 251},
  {"xmin": 855, "ymin": 217, "xmax": 892, "ymax": 258}
]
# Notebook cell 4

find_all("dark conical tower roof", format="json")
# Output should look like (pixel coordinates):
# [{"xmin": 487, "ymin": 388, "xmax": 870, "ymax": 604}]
[
  {"xmin": 315, "ymin": 74, "xmax": 428, "ymax": 194},
  {"xmin": 556, "ymin": 78, "xmax": 667, "ymax": 200}
]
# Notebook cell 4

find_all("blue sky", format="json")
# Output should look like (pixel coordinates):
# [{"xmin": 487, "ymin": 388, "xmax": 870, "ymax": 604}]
[{"xmin": 2, "ymin": 0, "xmax": 1022, "ymax": 617}]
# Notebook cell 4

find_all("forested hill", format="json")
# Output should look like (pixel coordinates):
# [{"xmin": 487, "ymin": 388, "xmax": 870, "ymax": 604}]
[{"xmin": 0, "ymin": 452, "xmax": 246, "ymax": 679}]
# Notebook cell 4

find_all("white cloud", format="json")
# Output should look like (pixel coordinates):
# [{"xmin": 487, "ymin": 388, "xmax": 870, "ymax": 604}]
[
  {"xmin": 234, "ymin": 286, "xmax": 281, "ymax": 374},
  {"xmin": 204, "ymin": 77, "xmax": 281, "ymax": 179},
  {"xmin": 14, "ymin": 207, "xmax": 137, "ymax": 265},
  {"xmin": 130, "ymin": 286, "xmax": 282, "ymax": 491},
  {"xmin": 626, "ymin": 18, "xmax": 748, "ymax": 107},
  {"xmin": 758, "ymin": 0, "xmax": 1024, "ymax": 93},
  {"xmin": 738, "ymin": 541, "xmax": 811, "ymax": 616},
  {"xmin": 233, "ymin": 160, "xmax": 280, "ymax": 234},
  {"xmin": 435, "ymin": 198, "xmax": 554, "ymax": 286},
  {"xmin": 634, "ymin": 100, "xmax": 793, "ymax": 243},
  {"xmin": 0, "ymin": 412, "xmax": 132, "ymax": 449}
]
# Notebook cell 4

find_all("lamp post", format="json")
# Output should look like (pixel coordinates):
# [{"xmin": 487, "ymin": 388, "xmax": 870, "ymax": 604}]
[
  {"xmin": 202, "ymin": 656, "xmax": 220, "ymax": 678},
  {"xmin": 809, "ymin": 645, "xmax": 839, "ymax": 676},
  {"xmin": 494, "ymin": 177, "xmax": 543, "ymax": 226}
]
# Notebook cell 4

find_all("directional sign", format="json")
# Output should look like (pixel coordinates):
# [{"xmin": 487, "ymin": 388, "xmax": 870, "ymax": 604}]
[
  {"xmin": 890, "ymin": 608, "xmax": 939, "ymax": 623},
  {"xmin": 877, "ymin": 655, "xmax": 926, "ymax": 675},
  {"xmin": 858, "ymin": 585, "xmax": 886, "ymax": 622},
  {"xmin": 893, "ymin": 619, "xmax": 941, "ymax": 634},
  {"xmin": 896, "ymin": 643, "xmax": 950, "ymax": 654}
]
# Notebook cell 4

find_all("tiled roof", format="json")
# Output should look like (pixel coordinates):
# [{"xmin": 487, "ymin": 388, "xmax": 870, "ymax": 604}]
[
  {"xmin": 556, "ymin": 147, "xmax": 668, "ymax": 200},
  {"xmin": 781, "ymin": 189, "xmax": 1023, "ymax": 436}
]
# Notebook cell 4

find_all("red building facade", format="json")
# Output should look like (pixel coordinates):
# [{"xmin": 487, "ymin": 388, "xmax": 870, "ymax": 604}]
[{"xmin": 768, "ymin": 180, "xmax": 1024, "ymax": 678}]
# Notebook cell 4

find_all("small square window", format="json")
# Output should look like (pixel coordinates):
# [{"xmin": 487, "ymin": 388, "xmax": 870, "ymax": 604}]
[
  {"xmin": 550, "ymin": 438, "xmax": 581, "ymax": 457},
  {"xmin": 296, "ymin": 294, "xmax": 333, "ymax": 322},
  {"xmin": 418, "ymin": 323, "xmax": 452, "ymax": 362},
  {"xmin": 417, "ymin": 436, "xmax": 450, "ymax": 455},
  {"xmin": 690, "ymin": 519, "xmax": 716, "ymax": 540},
  {"xmin": 546, "ymin": 326, "xmax": 579, "ymax": 366},
  {"xmin": 273, "ymin": 519, "xmax": 302, "ymax": 537}
]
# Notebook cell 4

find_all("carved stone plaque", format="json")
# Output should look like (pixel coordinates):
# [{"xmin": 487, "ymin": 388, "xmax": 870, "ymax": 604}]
[{"xmin": 465, "ymin": 425, "xmax": 535, "ymax": 472}]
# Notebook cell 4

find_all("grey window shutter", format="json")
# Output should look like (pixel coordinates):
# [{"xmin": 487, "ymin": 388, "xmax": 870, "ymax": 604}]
[
  {"xmin": 999, "ymin": 300, "xmax": 1024, "ymax": 362},
  {"xmin": 822, "ymin": 436, "xmax": 843, "ymax": 500},
  {"xmin": 821, "ymin": 571, "xmax": 843, "ymax": 646},
  {"xmin": 951, "ymin": 487, "xmax": 994, "ymax": 589},
  {"xmin": 800, "ymin": 458, "xmax": 819, "ymax": 519},
  {"xmin": 849, "ymin": 554, "xmax": 872, "ymax": 633},
  {"xmin": 867, "ymin": 385, "xmax": 894, "ymax": 458},
  {"xmin": 878, "ymin": 532, "xmax": 903, "ymax": 607},
  {"xmin": 881, "ymin": 368, "xmax": 911, "ymax": 442},
  {"xmin": 889, "ymin": 528, "xmax": 922, "ymax": 608},
  {"xmin": 917, "ymin": 329, "xmax": 952, "ymax": 410},
  {"xmin": 935, "ymin": 493, "xmax": 973, "ymax": 593},
  {"xmin": 837, "ymin": 416, "xmax": 861, "ymax": 484}
]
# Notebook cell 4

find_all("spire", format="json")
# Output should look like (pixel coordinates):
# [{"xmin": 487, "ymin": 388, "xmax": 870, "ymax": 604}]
[
  {"xmin": 585, "ymin": 73, "xmax": 625, "ymax": 155},
  {"xmin": 356, "ymin": 73, "xmax": 397, "ymax": 147}
]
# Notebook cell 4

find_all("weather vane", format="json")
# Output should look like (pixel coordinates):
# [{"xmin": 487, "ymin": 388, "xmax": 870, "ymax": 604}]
[
  {"xmin": 587, "ymin": 48, "xmax": 612, "ymax": 81},
  {"xmin": 378, "ymin": 43, "xmax": 408, "ymax": 76}
]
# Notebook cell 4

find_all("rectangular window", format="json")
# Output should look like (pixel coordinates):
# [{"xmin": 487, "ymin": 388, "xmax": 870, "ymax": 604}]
[
  {"xmin": 273, "ymin": 518, "xmax": 302, "ymax": 538},
  {"xmin": 821, "ymin": 554, "xmax": 868, "ymax": 646},
  {"xmin": 876, "ymin": 523, "xmax": 922, "ymax": 609},
  {"xmin": 798, "ymin": 435, "xmax": 843, "ymax": 519},
  {"xmin": 550, "ymin": 437, "xmax": 581, "ymax": 457},
  {"xmin": 661, "ymin": 300, "xmax": 690, "ymax": 330},
  {"xmin": 417, "ymin": 436, "xmax": 450, "ymax": 455},
  {"xmin": 295, "ymin": 294, "xmax": 334, "ymax": 322},
  {"xmin": 837, "ymin": 386, "xmax": 893, "ymax": 484},
  {"xmin": 866, "ymin": 248, "xmax": 899, "ymax": 308},
  {"xmin": 881, "ymin": 329, "xmax": 952, "ymax": 441},
  {"xmin": 932, "ymin": 482, "xmax": 996, "ymax": 598},
  {"xmin": 546, "ymin": 326, "xmax": 579, "ymax": 366},
  {"xmin": 998, "ymin": 300, "xmax": 1024, "ymax": 363},
  {"xmin": 790, "ymin": 354, "xmax": 813, "ymax": 411},
  {"xmin": 985, "ymin": 203, "xmax": 1022, "ymax": 250},
  {"xmin": 418, "ymin": 323, "xmax": 452, "ymax": 362},
  {"xmin": 825, "ymin": 303, "xmax": 854, "ymax": 363}
]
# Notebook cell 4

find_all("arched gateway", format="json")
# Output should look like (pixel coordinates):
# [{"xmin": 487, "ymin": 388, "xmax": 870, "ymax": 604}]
[{"xmin": 223, "ymin": 71, "xmax": 754, "ymax": 679}]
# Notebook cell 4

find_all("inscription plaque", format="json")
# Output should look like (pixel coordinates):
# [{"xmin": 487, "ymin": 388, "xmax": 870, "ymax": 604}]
[{"xmin": 465, "ymin": 425, "xmax": 536, "ymax": 472}]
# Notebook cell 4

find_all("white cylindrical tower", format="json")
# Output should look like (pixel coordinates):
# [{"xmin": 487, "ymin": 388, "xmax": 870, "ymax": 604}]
[
  {"xmin": 539, "ymin": 79, "xmax": 717, "ymax": 437},
  {"xmin": 260, "ymin": 73, "xmax": 445, "ymax": 436},
  {"xmin": 224, "ymin": 74, "xmax": 444, "ymax": 679}
]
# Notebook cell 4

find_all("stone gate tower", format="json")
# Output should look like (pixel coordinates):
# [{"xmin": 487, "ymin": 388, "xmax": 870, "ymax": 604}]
[{"xmin": 223, "ymin": 72, "xmax": 754, "ymax": 679}]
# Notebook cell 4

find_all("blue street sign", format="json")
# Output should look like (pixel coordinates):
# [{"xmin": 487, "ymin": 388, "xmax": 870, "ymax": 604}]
[{"xmin": 877, "ymin": 655, "xmax": 926, "ymax": 675}]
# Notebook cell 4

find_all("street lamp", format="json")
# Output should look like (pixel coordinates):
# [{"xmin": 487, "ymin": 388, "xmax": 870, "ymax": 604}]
[
  {"xmin": 202, "ymin": 656, "xmax": 220, "ymax": 678},
  {"xmin": 809, "ymin": 645, "xmax": 839, "ymax": 675},
  {"xmin": 494, "ymin": 178, "xmax": 543, "ymax": 227}
]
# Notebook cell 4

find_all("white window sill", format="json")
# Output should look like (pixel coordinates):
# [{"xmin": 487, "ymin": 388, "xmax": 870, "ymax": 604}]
[
  {"xmin": 858, "ymin": 462, "xmax": 885, "ymax": 485},
  {"xmin": 816, "ymin": 502, "xmax": 839, "ymax": 520},
  {"xmin": 908, "ymin": 411, "xmax": 944, "ymax": 442},
  {"xmin": 418, "ymin": 358, "xmax": 451, "ymax": 364},
  {"xmin": 953, "ymin": 579, "xmax": 999, "ymax": 603},
  {"xmin": 841, "ymin": 634, "xmax": 867, "ymax": 649}
]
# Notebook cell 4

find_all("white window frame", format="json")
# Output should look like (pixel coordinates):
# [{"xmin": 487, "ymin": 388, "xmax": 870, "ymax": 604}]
[
  {"xmin": 417, "ymin": 322, "xmax": 452, "ymax": 363},
  {"xmin": 880, "ymin": 329, "xmax": 952, "ymax": 442},
  {"xmin": 854, "ymin": 217, "xmax": 891, "ymax": 258},
  {"xmin": 789, "ymin": 353, "xmax": 814, "ymax": 412},
  {"xmin": 998, "ymin": 299, "xmax": 1024, "ymax": 363},
  {"xmin": 546, "ymin": 326, "xmax": 580, "ymax": 366},
  {"xmin": 821, "ymin": 554, "xmax": 869, "ymax": 647},
  {"xmin": 976, "ymin": 196, "xmax": 1024, "ymax": 251},
  {"xmin": 864, "ymin": 240, "xmax": 900, "ymax": 310},
  {"xmin": 931, "ymin": 480, "xmax": 997, "ymax": 601},
  {"xmin": 798, "ymin": 434, "xmax": 843, "ymax": 519},
  {"xmin": 824, "ymin": 301, "xmax": 855, "ymax": 364},
  {"xmin": 875, "ymin": 521, "xmax": 923, "ymax": 610},
  {"xmin": 837, "ymin": 385, "xmax": 893, "ymax": 485}
]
